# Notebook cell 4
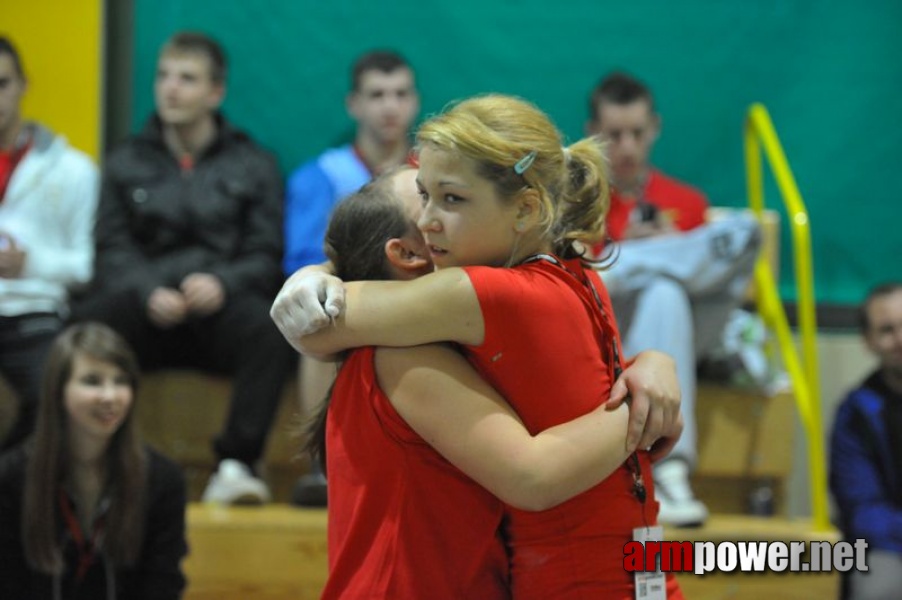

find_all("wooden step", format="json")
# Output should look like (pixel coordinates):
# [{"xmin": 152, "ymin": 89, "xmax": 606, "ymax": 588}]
[
  {"xmin": 183, "ymin": 504, "xmax": 841, "ymax": 600},
  {"xmin": 2, "ymin": 367, "xmax": 802, "ymax": 512},
  {"xmin": 134, "ymin": 371, "xmax": 309, "ymax": 503},
  {"xmin": 693, "ymin": 383, "xmax": 796, "ymax": 515},
  {"xmin": 185, "ymin": 504, "xmax": 327, "ymax": 600}
]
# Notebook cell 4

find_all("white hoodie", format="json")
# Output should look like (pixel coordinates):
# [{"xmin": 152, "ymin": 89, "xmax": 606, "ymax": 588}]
[{"xmin": 0, "ymin": 123, "xmax": 99, "ymax": 316}]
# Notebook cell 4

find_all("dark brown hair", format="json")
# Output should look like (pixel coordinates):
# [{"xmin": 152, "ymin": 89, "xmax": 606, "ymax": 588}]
[
  {"xmin": 23, "ymin": 323, "xmax": 147, "ymax": 573},
  {"xmin": 308, "ymin": 170, "xmax": 418, "ymax": 466},
  {"xmin": 0, "ymin": 36, "xmax": 25, "ymax": 78},
  {"xmin": 350, "ymin": 49, "xmax": 412, "ymax": 92},
  {"xmin": 161, "ymin": 31, "xmax": 227, "ymax": 83},
  {"xmin": 324, "ymin": 169, "xmax": 415, "ymax": 282},
  {"xmin": 860, "ymin": 282, "xmax": 902, "ymax": 333},
  {"xmin": 587, "ymin": 70, "xmax": 655, "ymax": 123}
]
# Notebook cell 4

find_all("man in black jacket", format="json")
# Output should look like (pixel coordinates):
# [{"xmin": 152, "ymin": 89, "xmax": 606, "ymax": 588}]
[{"xmin": 73, "ymin": 32, "xmax": 295, "ymax": 505}]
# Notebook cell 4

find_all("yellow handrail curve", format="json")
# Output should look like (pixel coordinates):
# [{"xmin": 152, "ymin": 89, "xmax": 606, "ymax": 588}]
[{"xmin": 744, "ymin": 103, "xmax": 828, "ymax": 530}]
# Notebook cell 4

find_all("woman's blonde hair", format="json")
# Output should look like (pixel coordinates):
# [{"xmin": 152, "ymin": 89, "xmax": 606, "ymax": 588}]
[{"xmin": 416, "ymin": 94, "xmax": 610, "ymax": 259}]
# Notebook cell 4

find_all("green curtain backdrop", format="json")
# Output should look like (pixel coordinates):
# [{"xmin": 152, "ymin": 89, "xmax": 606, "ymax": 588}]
[{"xmin": 130, "ymin": 0, "xmax": 902, "ymax": 306}]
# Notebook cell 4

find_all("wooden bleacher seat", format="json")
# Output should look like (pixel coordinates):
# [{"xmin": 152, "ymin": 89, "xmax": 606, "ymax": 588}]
[
  {"xmin": 134, "ymin": 371, "xmax": 307, "ymax": 502},
  {"xmin": 1, "ymin": 372, "xmax": 798, "ymax": 511},
  {"xmin": 184, "ymin": 504, "xmax": 327, "ymax": 600},
  {"xmin": 181, "ymin": 504, "xmax": 839, "ymax": 600},
  {"xmin": 670, "ymin": 514, "xmax": 840, "ymax": 599},
  {"xmin": 693, "ymin": 384, "xmax": 796, "ymax": 515}
]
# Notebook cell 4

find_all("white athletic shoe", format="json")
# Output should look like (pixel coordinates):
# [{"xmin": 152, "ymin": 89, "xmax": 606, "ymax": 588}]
[
  {"xmin": 202, "ymin": 459, "xmax": 271, "ymax": 505},
  {"xmin": 653, "ymin": 459, "xmax": 708, "ymax": 528}
]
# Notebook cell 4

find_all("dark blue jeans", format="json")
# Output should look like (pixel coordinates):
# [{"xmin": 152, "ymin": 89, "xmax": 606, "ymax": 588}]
[{"xmin": 0, "ymin": 313, "xmax": 62, "ymax": 451}]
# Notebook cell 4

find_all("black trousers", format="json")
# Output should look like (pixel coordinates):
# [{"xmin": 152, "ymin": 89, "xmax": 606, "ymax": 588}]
[
  {"xmin": 0, "ymin": 313, "xmax": 62, "ymax": 451},
  {"xmin": 71, "ymin": 288, "xmax": 296, "ymax": 466}
]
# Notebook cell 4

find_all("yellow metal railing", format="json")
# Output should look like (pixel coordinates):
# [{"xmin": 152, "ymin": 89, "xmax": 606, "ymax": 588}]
[{"xmin": 744, "ymin": 103, "xmax": 828, "ymax": 530}]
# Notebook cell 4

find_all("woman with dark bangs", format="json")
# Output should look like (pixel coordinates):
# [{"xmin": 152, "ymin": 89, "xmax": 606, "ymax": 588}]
[{"xmin": 0, "ymin": 322, "xmax": 187, "ymax": 599}]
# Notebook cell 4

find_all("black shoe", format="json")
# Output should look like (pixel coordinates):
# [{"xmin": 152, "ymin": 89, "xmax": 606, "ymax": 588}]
[{"xmin": 291, "ymin": 472, "xmax": 328, "ymax": 507}]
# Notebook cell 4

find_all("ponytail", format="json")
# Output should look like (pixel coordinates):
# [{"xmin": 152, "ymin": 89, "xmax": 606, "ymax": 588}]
[{"xmin": 551, "ymin": 136, "xmax": 610, "ymax": 261}]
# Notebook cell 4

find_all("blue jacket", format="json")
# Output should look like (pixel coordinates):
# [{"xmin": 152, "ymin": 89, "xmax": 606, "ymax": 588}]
[
  {"xmin": 829, "ymin": 371, "xmax": 902, "ymax": 552},
  {"xmin": 283, "ymin": 145, "xmax": 371, "ymax": 275}
]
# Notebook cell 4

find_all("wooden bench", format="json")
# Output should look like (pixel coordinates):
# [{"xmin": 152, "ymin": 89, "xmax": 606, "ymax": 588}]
[
  {"xmin": 182, "ymin": 503, "xmax": 839, "ymax": 600},
  {"xmin": 2, "ymin": 371, "xmax": 797, "ymax": 510},
  {"xmin": 134, "ymin": 372, "xmax": 308, "ymax": 501},
  {"xmin": 185, "ymin": 504, "xmax": 327, "ymax": 600},
  {"xmin": 2, "ymin": 373, "xmax": 795, "ymax": 508},
  {"xmin": 693, "ymin": 383, "xmax": 796, "ymax": 515}
]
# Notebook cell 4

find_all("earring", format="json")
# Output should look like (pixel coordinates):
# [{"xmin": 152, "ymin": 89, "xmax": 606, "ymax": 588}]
[{"xmin": 515, "ymin": 221, "xmax": 525, "ymax": 232}]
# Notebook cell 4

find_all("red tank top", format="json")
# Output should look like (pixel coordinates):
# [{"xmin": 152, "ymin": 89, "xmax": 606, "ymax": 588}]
[
  {"xmin": 323, "ymin": 346, "xmax": 510, "ymax": 599},
  {"xmin": 464, "ymin": 259, "xmax": 683, "ymax": 599}
]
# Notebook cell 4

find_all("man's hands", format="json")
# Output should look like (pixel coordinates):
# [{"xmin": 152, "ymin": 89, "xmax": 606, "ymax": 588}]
[
  {"xmin": 621, "ymin": 218, "xmax": 676, "ymax": 240},
  {"xmin": 607, "ymin": 349, "xmax": 682, "ymax": 462},
  {"xmin": 146, "ymin": 273, "xmax": 226, "ymax": 328},
  {"xmin": 147, "ymin": 287, "xmax": 189, "ymax": 328},
  {"xmin": 270, "ymin": 266, "xmax": 345, "ymax": 352},
  {"xmin": 181, "ymin": 273, "xmax": 225, "ymax": 316},
  {"xmin": 0, "ymin": 233, "xmax": 26, "ymax": 279}
]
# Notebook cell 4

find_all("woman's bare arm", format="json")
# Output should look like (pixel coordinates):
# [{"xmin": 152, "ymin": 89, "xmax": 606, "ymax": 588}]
[
  {"xmin": 375, "ymin": 344, "xmax": 636, "ymax": 511},
  {"xmin": 272, "ymin": 267, "xmax": 683, "ymax": 456},
  {"xmin": 273, "ymin": 267, "xmax": 485, "ymax": 356}
]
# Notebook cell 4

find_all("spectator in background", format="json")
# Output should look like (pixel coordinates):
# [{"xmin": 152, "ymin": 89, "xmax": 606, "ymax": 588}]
[
  {"xmin": 0, "ymin": 323, "xmax": 187, "ymax": 599},
  {"xmin": 830, "ymin": 283, "xmax": 902, "ymax": 600},
  {"xmin": 71, "ymin": 32, "xmax": 295, "ymax": 505},
  {"xmin": 282, "ymin": 49, "xmax": 419, "ymax": 506},
  {"xmin": 284, "ymin": 49, "xmax": 419, "ymax": 273},
  {"xmin": 0, "ymin": 36, "xmax": 99, "ymax": 452},
  {"xmin": 586, "ymin": 71, "xmax": 761, "ymax": 526}
]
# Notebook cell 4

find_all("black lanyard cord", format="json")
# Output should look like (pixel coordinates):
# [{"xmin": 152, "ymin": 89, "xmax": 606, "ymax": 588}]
[{"xmin": 521, "ymin": 254, "xmax": 647, "ymax": 511}]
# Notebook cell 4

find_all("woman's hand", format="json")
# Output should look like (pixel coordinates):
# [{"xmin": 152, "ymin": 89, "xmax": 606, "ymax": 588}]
[
  {"xmin": 270, "ymin": 265, "xmax": 345, "ymax": 352},
  {"xmin": 606, "ymin": 350, "xmax": 682, "ymax": 458}
]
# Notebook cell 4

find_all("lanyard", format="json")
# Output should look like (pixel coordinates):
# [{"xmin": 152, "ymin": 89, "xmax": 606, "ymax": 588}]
[
  {"xmin": 58, "ymin": 491, "xmax": 105, "ymax": 582},
  {"xmin": 521, "ymin": 254, "xmax": 647, "ymax": 507}
]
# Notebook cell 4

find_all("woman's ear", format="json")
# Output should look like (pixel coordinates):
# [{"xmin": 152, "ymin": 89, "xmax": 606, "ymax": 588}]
[
  {"xmin": 385, "ymin": 238, "xmax": 431, "ymax": 280},
  {"xmin": 513, "ymin": 187, "xmax": 543, "ymax": 233}
]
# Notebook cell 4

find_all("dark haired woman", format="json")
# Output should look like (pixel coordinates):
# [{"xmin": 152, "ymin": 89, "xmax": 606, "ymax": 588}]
[{"xmin": 0, "ymin": 322, "xmax": 187, "ymax": 599}]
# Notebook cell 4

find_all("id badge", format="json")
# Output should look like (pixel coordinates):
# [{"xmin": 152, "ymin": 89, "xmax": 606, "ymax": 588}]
[{"xmin": 633, "ymin": 526, "xmax": 667, "ymax": 600}]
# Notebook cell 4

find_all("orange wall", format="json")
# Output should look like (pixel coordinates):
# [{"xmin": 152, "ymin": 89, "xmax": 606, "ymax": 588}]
[{"xmin": 4, "ymin": 0, "xmax": 104, "ymax": 159}]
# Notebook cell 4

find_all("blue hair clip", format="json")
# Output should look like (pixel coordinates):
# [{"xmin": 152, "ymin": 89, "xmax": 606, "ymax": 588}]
[{"xmin": 513, "ymin": 151, "xmax": 537, "ymax": 175}]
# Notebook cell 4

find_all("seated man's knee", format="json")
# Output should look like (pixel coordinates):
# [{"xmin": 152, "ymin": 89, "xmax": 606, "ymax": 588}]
[{"xmin": 640, "ymin": 277, "xmax": 691, "ymax": 315}]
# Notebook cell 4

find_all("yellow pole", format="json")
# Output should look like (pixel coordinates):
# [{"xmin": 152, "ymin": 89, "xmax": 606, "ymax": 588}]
[{"xmin": 743, "ymin": 104, "xmax": 829, "ymax": 530}]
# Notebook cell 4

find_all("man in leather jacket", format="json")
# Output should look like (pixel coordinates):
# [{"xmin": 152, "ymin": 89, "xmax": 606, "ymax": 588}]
[{"xmin": 72, "ymin": 32, "xmax": 295, "ymax": 505}]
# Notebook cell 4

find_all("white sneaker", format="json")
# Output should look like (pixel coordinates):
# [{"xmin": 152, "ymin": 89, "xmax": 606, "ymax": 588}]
[
  {"xmin": 653, "ymin": 459, "xmax": 708, "ymax": 527},
  {"xmin": 202, "ymin": 459, "xmax": 271, "ymax": 505}
]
